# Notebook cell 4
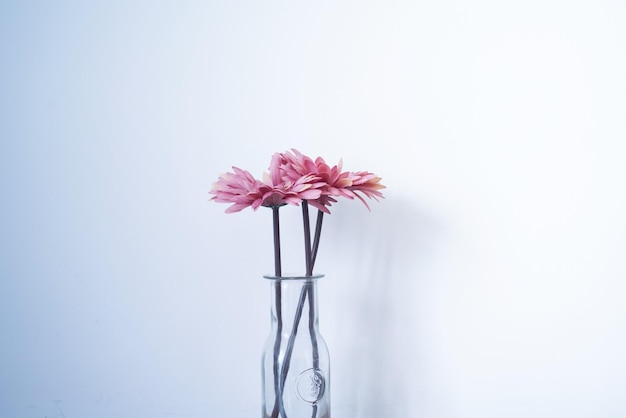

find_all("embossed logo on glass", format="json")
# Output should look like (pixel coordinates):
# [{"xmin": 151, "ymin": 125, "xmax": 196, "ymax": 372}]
[{"xmin": 296, "ymin": 368, "xmax": 326, "ymax": 403}]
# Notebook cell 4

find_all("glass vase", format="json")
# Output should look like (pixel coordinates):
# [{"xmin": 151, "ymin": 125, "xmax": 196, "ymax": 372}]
[{"xmin": 261, "ymin": 274, "xmax": 331, "ymax": 418}]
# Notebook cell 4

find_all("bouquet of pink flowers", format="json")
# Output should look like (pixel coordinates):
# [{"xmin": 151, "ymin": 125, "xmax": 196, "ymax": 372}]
[
  {"xmin": 210, "ymin": 149, "xmax": 384, "ymax": 417},
  {"xmin": 210, "ymin": 148, "xmax": 385, "ymax": 276}
]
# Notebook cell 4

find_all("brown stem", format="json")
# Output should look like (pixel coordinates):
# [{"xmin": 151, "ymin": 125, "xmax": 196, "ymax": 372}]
[
  {"xmin": 308, "ymin": 284, "xmax": 319, "ymax": 418},
  {"xmin": 272, "ymin": 207, "xmax": 282, "ymax": 277},
  {"xmin": 270, "ymin": 282, "xmax": 283, "ymax": 418},
  {"xmin": 310, "ymin": 210, "xmax": 324, "ymax": 272},
  {"xmin": 302, "ymin": 201, "xmax": 312, "ymax": 276}
]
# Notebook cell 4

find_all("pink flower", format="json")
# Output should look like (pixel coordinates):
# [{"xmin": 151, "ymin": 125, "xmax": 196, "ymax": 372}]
[
  {"xmin": 210, "ymin": 165, "xmax": 323, "ymax": 213},
  {"xmin": 271, "ymin": 149, "xmax": 385, "ymax": 213},
  {"xmin": 210, "ymin": 166, "xmax": 265, "ymax": 213}
]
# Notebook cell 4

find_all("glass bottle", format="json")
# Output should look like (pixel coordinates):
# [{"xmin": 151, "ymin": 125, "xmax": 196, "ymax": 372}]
[{"xmin": 261, "ymin": 274, "xmax": 330, "ymax": 418}]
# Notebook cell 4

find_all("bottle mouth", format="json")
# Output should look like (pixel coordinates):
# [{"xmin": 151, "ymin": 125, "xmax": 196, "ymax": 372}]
[{"xmin": 263, "ymin": 274, "xmax": 325, "ymax": 281}]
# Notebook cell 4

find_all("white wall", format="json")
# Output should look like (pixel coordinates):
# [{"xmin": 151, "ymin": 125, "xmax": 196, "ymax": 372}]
[{"xmin": 1, "ymin": 1, "xmax": 625, "ymax": 417}]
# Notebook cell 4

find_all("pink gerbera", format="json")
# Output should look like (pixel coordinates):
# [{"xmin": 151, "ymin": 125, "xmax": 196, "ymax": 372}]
[
  {"xmin": 272, "ymin": 149, "xmax": 385, "ymax": 213},
  {"xmin": 210, "ymin": 165, "xmax": 324, "ymax": 213},
  {"xmin": 209, "ymin": 166, "xmax": 265, "ymax": 213}
]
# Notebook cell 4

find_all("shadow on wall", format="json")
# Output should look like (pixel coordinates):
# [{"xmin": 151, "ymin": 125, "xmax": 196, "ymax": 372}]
[{"xmin": 328, "ymin": 195, "xmax": 443, "ymax": 417}]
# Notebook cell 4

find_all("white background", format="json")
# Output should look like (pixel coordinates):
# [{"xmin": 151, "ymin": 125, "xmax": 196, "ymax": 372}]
[{"xmin": 1, "ymin": 1, "xmax": 626, "ymax": 417}]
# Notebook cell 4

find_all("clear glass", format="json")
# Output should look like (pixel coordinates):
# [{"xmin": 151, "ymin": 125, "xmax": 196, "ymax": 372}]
[{"xmin": 261, "ymin": 275, "xmax": 331, "ymax": 418}]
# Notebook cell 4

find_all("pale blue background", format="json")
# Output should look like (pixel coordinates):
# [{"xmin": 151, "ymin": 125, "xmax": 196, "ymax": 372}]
[{"xmin": 2, "ymin": 1, "xmax": 626, "ymax": 417}]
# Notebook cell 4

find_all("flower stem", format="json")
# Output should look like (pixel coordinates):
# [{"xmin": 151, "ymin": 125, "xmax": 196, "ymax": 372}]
[
  {"xmin": 308, "ymin": 283, "xmax": 319, "ymax": 418},
  {"xmin": 272, "ymin": 207, "xmax": 282, "ymax": 277},
  {"xmin": 270, "ymin": 207, "xmax": 283, "ymax": 418},
  {"xmin": 308, "ymin": 285, "xmax": 319, "ymax": 369},
  {"xmin": 302, "ymin": 201, "xmax": 313, "ymax": 276},
  {"xmin": 271, "ymin": 282, "xmax": 283, "ymax": 418},
  {"xmin": 310, "ymin": 210, "xmax": 324, "ymax": 272}
]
